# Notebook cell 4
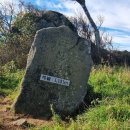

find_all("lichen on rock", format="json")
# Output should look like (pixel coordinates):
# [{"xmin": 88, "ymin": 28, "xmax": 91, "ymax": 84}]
[{"xmin": 13, "ymin": 25, "xmax": 92, "ymax": 118}]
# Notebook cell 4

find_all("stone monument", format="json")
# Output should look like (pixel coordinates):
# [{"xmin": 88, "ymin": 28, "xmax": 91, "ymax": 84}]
[{"xmin": 13, "ymin": 25, "xmax": 92, "ymax": 118}]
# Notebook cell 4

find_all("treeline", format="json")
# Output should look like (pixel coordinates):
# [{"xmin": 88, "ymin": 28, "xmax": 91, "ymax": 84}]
[
  {"xmin": 0, "ymin": 1, "xmax": 46, "ymax": 68},
  {"xmin": 0, "ymin": 1, "xmax": 130, "ymax": 69}
]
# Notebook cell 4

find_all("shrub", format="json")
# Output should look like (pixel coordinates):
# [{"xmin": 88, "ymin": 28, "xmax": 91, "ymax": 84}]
[{"xmin": 0, "ymin": 61, "xmax": 24, "ymax": 96}]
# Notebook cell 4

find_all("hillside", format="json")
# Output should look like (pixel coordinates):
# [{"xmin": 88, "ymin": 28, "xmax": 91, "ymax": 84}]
[{"xmin": 0, "ymin": 63, "xmax": 130, "ymax": 130}]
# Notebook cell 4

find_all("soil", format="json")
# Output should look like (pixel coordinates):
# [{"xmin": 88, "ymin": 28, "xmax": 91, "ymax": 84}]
[{"xmin": 0, "ymin": 96, "xmax": 53, "ymax": 130}]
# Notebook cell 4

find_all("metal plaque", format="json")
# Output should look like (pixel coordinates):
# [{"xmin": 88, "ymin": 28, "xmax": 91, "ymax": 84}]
[{"xmin": 40, "ymin": 74, "xmax": 70, "ymax": 86}]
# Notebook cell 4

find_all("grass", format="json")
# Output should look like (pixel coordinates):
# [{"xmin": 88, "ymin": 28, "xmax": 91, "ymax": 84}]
[
  {"xmin": 36, "ymin": 65, "xmax": 130, "ymax": 130},
  {"xmin": 0, "ymin": 63, "xmax": 130, "ymax": 130},
  {"xmin": 0, "ymin": 61, "xmax": 24, "ymax": 97}
]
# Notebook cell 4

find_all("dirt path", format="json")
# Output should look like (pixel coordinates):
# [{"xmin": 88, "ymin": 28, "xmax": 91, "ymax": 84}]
[{"xmin": 0, "ymin": 97, "xmax": 53, "ymax": 130}]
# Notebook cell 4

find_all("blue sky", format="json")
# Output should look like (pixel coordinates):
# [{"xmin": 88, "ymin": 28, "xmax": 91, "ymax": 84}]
[{"xmin": 1, "ymin": 0, "xmax": 130, "ymax": 51}]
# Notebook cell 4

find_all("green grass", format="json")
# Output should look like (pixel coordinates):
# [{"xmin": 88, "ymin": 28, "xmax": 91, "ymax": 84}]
[
  {"xmin": 0, "ymin": 64, "xmax": 130, "ymax": 130},
  {"xmin": 36, "ymin": 65, "xmax": 130, "ymax": 130},
  {"xmin": 0, "ymin": 61, "xmax": 24, "ymax": 97}
]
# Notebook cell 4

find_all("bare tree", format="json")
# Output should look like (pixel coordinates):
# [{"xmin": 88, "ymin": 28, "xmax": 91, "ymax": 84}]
[
  {"xmin": 0, "ymin": 0, "xmax": 39, "ymax": 44},
  {"xmin": 70, "ymin": 12, "xmax": 113, "ymax": 50},
  {"xmin": 18, "ymin": 0, "xmax": 25, "ymax": 13},
  {"xmin": 0, "ymin": 2, "xmax": 15, "ymax": 43},
  {"xmin": 65, "ymin": 0, "xmax": 101, "ymax": 48},
  {"xmin": 69, "ymin": 13, "xmax": 93, "ymax": 41},
  {"xmin": 100, "ymin": 32, "xmax": 113, "ymax": 50}
]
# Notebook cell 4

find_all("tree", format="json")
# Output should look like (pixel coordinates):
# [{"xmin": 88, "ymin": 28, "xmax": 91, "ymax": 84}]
[
  {"xmin": 70, "ymin": 13, "xmax": 113, "ymax": 50},
  {"xmin": 0, "ymin": 0, "xmax": 39, "ymax": 44},
  {"xmin": 0, "ymin": 2, "xmax": 15, "ymax": 43},
  {"xmin": 0, "ymin": 1, "xmax": 40, "ymax": 68},
  {"xmin": 69, "ymin": 12, "xmax": 93, "ymax": 41},
  {"xmin": 65, "ymin": 0, "xmax": 101, "ymax": 48}
]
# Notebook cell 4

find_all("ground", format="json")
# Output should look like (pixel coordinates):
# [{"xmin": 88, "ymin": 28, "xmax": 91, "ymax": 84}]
[
  {"xmin": 0, "ymin": 96, "xmax": 53, "ymax": 130},
  {"xmin": 0, "ymin": 65, "xmax": 130, "ymax": 130}
]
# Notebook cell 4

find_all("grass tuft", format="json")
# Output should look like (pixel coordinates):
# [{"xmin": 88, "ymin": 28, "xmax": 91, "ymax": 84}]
[{"xmin": 0, "ymin": 64, "xmax": 130, "ymax": 130}]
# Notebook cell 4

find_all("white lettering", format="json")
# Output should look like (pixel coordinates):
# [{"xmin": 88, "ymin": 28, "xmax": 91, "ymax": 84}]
[{"xmin": 40, "ymin": 74, "xmax": 70, "ymax": 86}]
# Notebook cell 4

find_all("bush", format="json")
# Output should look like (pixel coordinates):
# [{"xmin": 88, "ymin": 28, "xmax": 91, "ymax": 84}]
[{"xmin": 0, "ymin": 61, "xmax": 24, "ymax": 96}]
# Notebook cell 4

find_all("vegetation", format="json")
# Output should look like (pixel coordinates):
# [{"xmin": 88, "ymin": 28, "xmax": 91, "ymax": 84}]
[
  {"xmin": 0, "ymin": 63, "xmax": 130, "ymax": 130},
  {"xmin": 33, "ymin": 65, "xmax": 130, "ymax": 130},
  {"xmin": 0, "ymin": 1, "xmax": 130, "ymax": 130},
  {"xmin": 65, "ymin": 0, "xmax": 101, "ymax": 48},
  {"xmin": 0, "ymin": 61, "xmax": 24, "ymax": 97},
  {"xmin": 0, "ymin": 1, "xmax": 41, "ymax": 68},
  {"xmin": 1, "ymin": 0, "xmax": 128, "ymax": 75}
]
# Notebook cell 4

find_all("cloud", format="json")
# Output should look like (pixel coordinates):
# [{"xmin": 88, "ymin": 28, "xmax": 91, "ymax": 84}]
[
  {"xmin": 59, "ymin": 0, "xmax": 130, "ymax": 30},
  {"xmin": 0, "ymin": 0, "xmax": 10, "ymax": 3},
  {"xmin": 0, "ymin": 0, "xmax": 20, "ymax": 15},
  {"xmin": 2, "ymin": 0, "xmax": 129, "ymax": 51},
  {"xmin": 0, "ymin": 0, "xmax": 19, "ymax": 4},
  {"xmin": 36, "ymin": 0, "xmax": 66, "ymax": 11},
  {"xmin": 60, "ymin": 0, "xmax": 130, "ymax": 51}
]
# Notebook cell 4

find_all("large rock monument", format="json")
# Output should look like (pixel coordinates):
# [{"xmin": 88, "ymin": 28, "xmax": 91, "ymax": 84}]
[{"xmin": 14, "ymin": 25, "xmax": 92, "ymax": 118}]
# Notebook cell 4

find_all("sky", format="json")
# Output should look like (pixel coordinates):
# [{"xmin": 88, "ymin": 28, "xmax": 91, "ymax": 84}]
[{"xmin": 1, "ymin": 0, "xmax": 130, "ymax": 51}]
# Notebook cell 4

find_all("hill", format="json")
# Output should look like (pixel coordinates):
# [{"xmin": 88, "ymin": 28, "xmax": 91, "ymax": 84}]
[{"xmin": 0, "ymin": 63, "xmax": 130, "ymax": 130}]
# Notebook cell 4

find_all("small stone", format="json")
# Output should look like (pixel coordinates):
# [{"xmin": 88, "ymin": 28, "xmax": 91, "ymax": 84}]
[{"xmin": 12, "ymin": 119, "xmax": 27, "ymax": 127}]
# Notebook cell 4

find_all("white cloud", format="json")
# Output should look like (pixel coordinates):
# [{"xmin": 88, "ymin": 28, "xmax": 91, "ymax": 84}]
[
  {"xmin": 60, "ymin": 0, "xmax": 130, "ymax": 30},
  {"xmin": 0, "ymin": 0, "xmax": 10, "ymax": 3},
  {"xmin": 60, "ymin": 1, "xmax": 84, "ymax": 16},
  {"xmin": 2, "ymin": 0, "xmax": 129, "ymax": 51},
  {"xmin": 59, "ymin": 0, "xmax": 130, "ymax": 51},
  {"xmin": 36, "ymin": 0, "xmax": 65, "ymax": 11},
  {"xmin": 0, "ymin": 0, "xmax": 18, "ymax": 4},
  {"xmin": 0, "ymin": 0, "xmax": 20, "ymax": 15}
]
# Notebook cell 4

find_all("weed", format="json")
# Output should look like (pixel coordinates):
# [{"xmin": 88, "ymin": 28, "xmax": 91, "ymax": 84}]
[{"xmin": 0, "ymin": 65, "xmax": 130, "ymax": 130}]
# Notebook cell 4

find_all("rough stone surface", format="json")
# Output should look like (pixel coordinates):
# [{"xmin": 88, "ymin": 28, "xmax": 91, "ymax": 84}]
[
  {"xmin": 35, "ymin": 11, "xmax": 77, "ymax": 32},
  {"xmin": 13, "ymin": 26, "xmax": 92, "ymax": 118}
]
